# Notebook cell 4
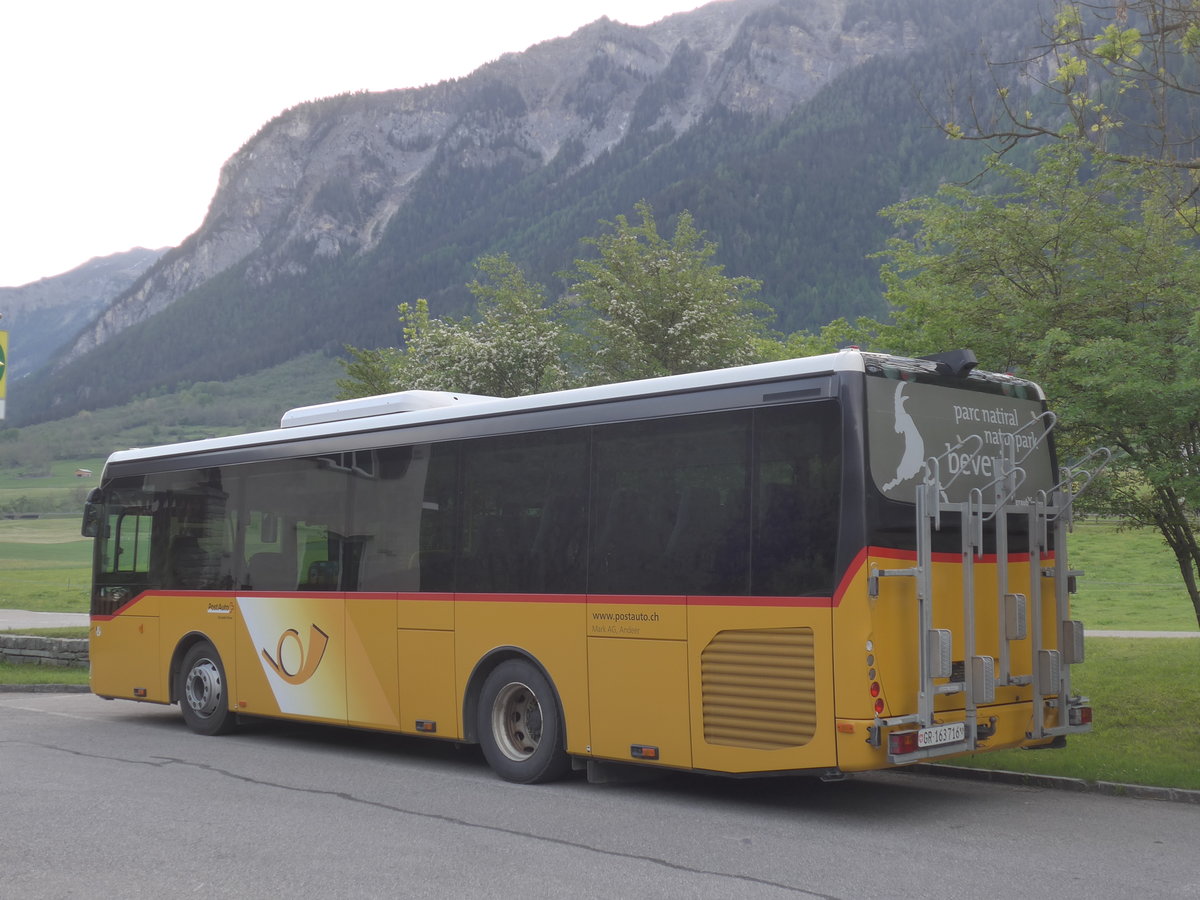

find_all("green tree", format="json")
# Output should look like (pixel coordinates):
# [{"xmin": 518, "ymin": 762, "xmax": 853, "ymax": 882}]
[
  {"xmin": 949, "ymin": 0, "xmax": 1200, "ymax": 216},
  {"xmin": 874, "ymin": 141, "xmax": 1200, "ymax": 627},
  {"xmin": 567, "ymin": 202, "xmax": 772, "ymax": 383},
  {"xmin": 342, "ymin": 204, "xmax": 780, "ymax": 399},
  {"xmin": 337, "ymin": 254, "xmax": 571, "ymax": 399}
]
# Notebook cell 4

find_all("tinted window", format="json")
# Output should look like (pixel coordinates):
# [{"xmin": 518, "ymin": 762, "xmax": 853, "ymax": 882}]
[
  {"xmin": 237, "ymin": 457, "xmax": 353, "ymax": 591},
  {"xmin": 147, "ymin": 468, "xmax": 237, "ymax": 591},
  {"xmin": 459, "ymin": 430, "xmax": 588, "ymax": 594},
  {"xmin": 352, "ymin": 443, "xmax": 457, "ymax": 592},
  {"xmin": 592, "ymin": 411, "xmax": 751, "ymax": 595},
  {"xmin": 92, "ymin": 400, "xmax": 843, "ymax": 603},
  {"xmin": 752, "ymin": 402, "xmax": 841, "ymax": 596}
]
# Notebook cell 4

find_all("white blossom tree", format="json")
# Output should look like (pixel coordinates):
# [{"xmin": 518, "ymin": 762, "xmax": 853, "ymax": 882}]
[
  {"xmin": 337, "ymin": 254, "xmax": 571, "ymax": 399},
  {"xmin": 567, "ymin": 201, "xmax": 771, "ymax": 383}
]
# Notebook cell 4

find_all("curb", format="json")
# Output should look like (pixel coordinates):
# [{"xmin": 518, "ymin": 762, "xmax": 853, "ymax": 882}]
[
  {"xmin": 0, "ymin": 683, "xmax": 91, "ymax": 693},
  {"xmin": 915, "ymin": 763, "xmax": 1200, "ymax": 805}
]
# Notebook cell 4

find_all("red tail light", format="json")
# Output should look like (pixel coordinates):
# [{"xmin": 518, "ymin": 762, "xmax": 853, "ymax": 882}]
[
  {"xmin": 1069, "ymin": 705, "xmax": 1092, "ymax": 727},
  {"xmin": 889, "ymin": 731, "xmax": 919, "ymax": 756}
]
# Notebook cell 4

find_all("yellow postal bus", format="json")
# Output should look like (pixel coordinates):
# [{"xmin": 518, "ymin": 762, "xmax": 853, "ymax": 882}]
[{"xmin": 82, "ymin": 348, "xmax": 1102, "ymax": 782}]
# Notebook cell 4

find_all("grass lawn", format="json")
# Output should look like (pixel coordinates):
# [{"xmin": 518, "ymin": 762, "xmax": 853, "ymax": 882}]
[
  {"xmin": 948, "ymin": 638, "xmax": 1200, "ymax": 790},
  {"xmin": 1069, "ymin": 521, "xmax": 1200, "ymax": 632},
  {"xmin": 0, "ymin": 458, "xmax": 106, "ymax": 517},
  {"xmin": 0, "ymin": 659, "xmax": 89, "ymax": 685},
  {"xmin": 0, "ymin": 518, "xmax": 92, "ymax": 612}
]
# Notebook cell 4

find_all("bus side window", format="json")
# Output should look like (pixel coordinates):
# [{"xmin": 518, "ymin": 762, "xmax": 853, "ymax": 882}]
[
  {"xmin": 751, "ymin": 402, "xmax": 841, "ymax": 596},
  {"xmin": 417, "ymin": 443, "xmax": 457, "ymax": 592},
  {"xmin": 246, "ymin": 551, "xmax": 294, "ymax": 591},
  {"xmin": 108, "ymin": 509, "xmax": 153, "ymax": 575},
  {"xmin": 592, "ymin": 411, "xmax": 750, "ymax": 596},
  {"xmin": 458, "ymin": 430, "xmax": 587, "ymax": 595}
]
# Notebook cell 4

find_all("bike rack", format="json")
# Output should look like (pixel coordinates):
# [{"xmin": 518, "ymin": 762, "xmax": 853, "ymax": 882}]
[{"xmin": 869, "ymin": 412, "xmax": 1110, "ymax": 764}]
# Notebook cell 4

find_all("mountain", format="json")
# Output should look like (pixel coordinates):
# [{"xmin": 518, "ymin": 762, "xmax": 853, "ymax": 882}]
[
  {"xmin": 14, "ymin": 0, "xmax": 1044, "ymax": 426},
  {"xmin": 0, "ymin": 247, "xmax": 165, "ymax": 381}
]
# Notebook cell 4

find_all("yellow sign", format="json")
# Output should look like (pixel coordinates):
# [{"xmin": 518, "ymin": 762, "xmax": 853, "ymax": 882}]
[{"xmin": 0, "ymin": 329, "xmax": 7, "ymax": 420}]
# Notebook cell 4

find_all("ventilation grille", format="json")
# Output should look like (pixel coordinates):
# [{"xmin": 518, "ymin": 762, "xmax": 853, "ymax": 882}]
[{"xmin": 700, "ymin": 627, "xmax": 816, "ymax": 750}]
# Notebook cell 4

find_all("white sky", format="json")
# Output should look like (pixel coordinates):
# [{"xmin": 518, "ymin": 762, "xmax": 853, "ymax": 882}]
[{"xmin": 0, "ymin": 0, "xmax": 708, "ymax": 288}]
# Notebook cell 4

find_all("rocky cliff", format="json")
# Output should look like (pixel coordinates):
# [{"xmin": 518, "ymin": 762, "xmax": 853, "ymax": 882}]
[
  {"xmin": 55, "ymin": 0, "xmax": 933, "ymax": 368},
  {"xmin": 0, "ymin": 247, "xmax": 164, "ymax": 380}
]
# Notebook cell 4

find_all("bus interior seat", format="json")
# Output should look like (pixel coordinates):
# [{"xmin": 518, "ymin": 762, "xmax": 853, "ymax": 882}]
[
  {"xmin": 407, "ymin": 550, "xmax": 453, "ymax": 592},
  {"xmin": 664, "ymin": 485, "xmax": 722, "ymax": 583},
  {"xmin": 169, "ymin": 534, "xmax": 214, "ymax": 589},
  {"xmin": 246, "ymin": 552, "xmax": 295, "ymax": 591},
  {"xmin": 593, "ymin": 488, "xmax": 674, "ymax": 590},
  {"xmin": 357, "ymin": 546, "xmax": 418, "ymax": 592},
  {"xmin": 529, "ymin": 493, "xmax": 584, "ymax": 591},
  {"xmin": 756, "ymin": 483, "xmax": 808, "ymax": 583},
  {"xmin": 465, "ymin": 517, "xmax": 519, "ymax": 591}
]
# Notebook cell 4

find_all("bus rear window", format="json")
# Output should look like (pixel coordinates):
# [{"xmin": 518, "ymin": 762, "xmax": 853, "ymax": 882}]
[{"xmin": 865, "ymin": 375, "xmax": 1054, "ymax": 505}]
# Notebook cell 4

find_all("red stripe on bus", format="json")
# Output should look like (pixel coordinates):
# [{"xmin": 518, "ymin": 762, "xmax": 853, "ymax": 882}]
[
  {"xmin": 456, "ymin": 592, "xmax": 587, "ymax": 604},
  {"xmin": 687, "ymin": 595, "xmax": 833, "ymax": 608},
  {"xmin": 867, "ymin": 545, "xmax": 1053, "ymax": 565},
  {"xmin": 90, "ymin": 591, "xmax": 151, "ymax": 621}
]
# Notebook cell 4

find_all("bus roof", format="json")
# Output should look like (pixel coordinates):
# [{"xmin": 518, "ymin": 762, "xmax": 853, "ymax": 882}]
[{"xmin": 100, "ymin": 349, "xmax": 1040, "ymax": 473}]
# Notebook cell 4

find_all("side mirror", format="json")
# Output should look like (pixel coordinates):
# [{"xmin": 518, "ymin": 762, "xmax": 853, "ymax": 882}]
[{"xmin": 81, "ymin": 487, "xmax": 103, "ymax": 538}]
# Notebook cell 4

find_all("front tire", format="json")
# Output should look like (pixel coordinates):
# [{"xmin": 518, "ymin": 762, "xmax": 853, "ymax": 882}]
[
  {"xmin": 477, "ymin": 659, "xmax": 570, "ymax": 783},
  {"xmin": 178, "ymin": 641, "xmax": 236, "ymax": 736}
]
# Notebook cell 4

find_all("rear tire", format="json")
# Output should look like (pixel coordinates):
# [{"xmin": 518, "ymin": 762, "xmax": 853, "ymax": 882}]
[
  {"xmin": 477, "ymin": 659, "xmax": 570, "ymax": 783},
  {"xmin": 178, "ymin": 641, "xmax": 236, "ymax": 736}
]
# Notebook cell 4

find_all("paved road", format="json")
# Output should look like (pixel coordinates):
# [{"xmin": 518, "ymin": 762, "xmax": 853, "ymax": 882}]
[
  {"xmin": 2, "ymin": 692, "xmax": 1198, "ymax": 899},
  {"xmin": 0, "ymin": 609, "xmax": 89, "ymax": 630},
  {"xmin": 1087, "ymin": 629, "xmax": 1200, "ymax": 638}
]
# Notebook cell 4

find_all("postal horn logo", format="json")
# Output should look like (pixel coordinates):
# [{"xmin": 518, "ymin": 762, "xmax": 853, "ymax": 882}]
[{"xmin": 261, "ymin": 624, "xmax": 329, "ymax": 685}]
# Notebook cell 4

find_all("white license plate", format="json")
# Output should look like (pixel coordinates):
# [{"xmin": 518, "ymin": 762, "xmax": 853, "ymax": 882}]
[{"xmin": 917, "ymin": 722, "xmax": 966, "ymax": 749}]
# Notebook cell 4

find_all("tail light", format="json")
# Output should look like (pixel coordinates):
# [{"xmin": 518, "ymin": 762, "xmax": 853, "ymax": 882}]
[{"xmin": 888, "ymin": 731, "xmax": 919, "ymax": 756}]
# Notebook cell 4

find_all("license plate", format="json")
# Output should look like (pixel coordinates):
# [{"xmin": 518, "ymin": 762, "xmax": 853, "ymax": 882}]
[{"xmin": 917, "ymin": 722, "xmax": 966, "ymax": 749}]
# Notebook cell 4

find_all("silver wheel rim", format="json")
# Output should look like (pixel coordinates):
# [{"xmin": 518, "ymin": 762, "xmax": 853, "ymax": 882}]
[
  {"xmin": 184, "ymin": 658, "xmax": 223, "ymax": 718},
  {"xmin": 490, "ymin": 681, "xmax": 544, "ymax": 762}
]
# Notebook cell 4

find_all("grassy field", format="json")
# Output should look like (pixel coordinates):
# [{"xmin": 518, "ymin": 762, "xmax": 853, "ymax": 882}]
[
  {"xmin": 1068, "ymin": 521, "xmax": 1200, "ymax": 631},
  {"xmin": 0, "ymin": 659, "xmax": 88, "ymax": 685},
  {"xmin": 0, "ymin": 517, "xmax": 92, "ymax": 612},
  {"xmin": 0, "ymin": 458, "xmax": 106, "ymax": 517},
  {"xmin": 946, "ymin": 638, "xmax": 1200, "ymax": 790},
  {"xmin": 0, "ymin": 352, "xmax": 343, "ymax": 476}
]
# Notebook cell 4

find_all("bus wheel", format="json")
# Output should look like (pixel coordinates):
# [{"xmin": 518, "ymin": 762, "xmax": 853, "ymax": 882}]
[
  {"xmin": 178, "ymin": 641, "xmax": 236, "ymax": 736},
  {"xmin": 477, "ymin": 659, "xmax": 570, "ymax": 784}
]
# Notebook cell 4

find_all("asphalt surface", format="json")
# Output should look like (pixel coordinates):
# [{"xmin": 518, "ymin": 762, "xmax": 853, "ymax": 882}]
[
  {"xmin": 0, "ymin": 609, "xmax": 89, "ymax": 630},
  {"xmin": 5, "ymin": 693, "xmax": 1198, "ymax": 897},
  {"xmin": 1087, "ymin": 629, "xmax": 1200, "ymax": 637}
]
